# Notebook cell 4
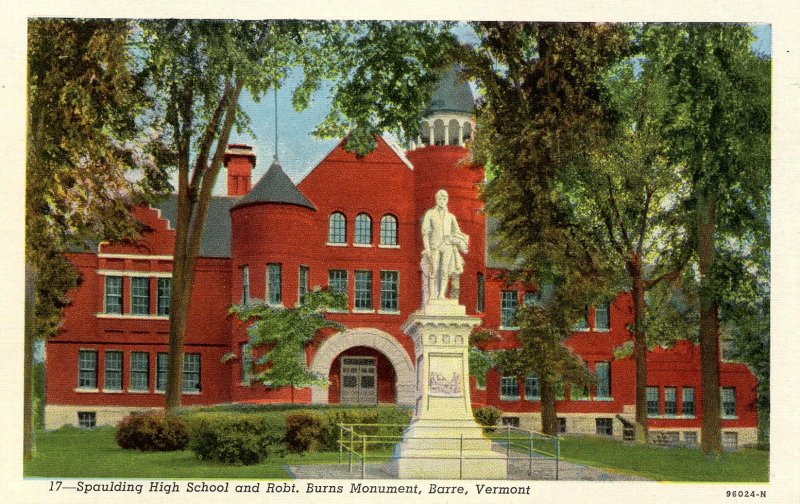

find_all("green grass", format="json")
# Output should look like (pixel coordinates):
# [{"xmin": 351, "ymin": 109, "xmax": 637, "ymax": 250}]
[
  {"xmin": 25, "ymin": 408, "xmax": 768, "ymax": 482},
  {"xmin": 24, "ymin": 427, "xmax": 337, "ymax": 479},
  {"xmin": 556, "ymin": 435, "xmax": 768, "ymax": 482}
]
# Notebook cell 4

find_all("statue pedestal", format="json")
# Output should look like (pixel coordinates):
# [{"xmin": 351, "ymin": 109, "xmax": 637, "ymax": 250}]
[{"xmin": 390, "ymin": 299, "xmax": 507, "ymax": 479}]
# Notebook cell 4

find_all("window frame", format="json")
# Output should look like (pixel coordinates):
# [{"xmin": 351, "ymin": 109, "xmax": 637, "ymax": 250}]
[
  {"xmin": 267, "ymin": 263, "xmax": 282, "ymax": 306},
  {"xmin": 379, "ymin": 214, "xmax": 398, "ymax": 246},
  {"xmin": 595, "ymin": 361, "xmax": 611, "ymax": 399},
  {"xmin": 104, "ymin": 276, "xmax": 123, "ymax": 314},
  {"xmin": 500, "ymin": 290, "xmax": 518, "ymax": 328},
  {"xmin": 500, "ymin": 376, "xmax": 520, "ymax": 400},
  {"xmin": 241, "ymin": 343, "xmax": 252, "ymax": 386},
  {"xmin": 721, "ymin": 387, "xmax": 737, "ymax": 418},
  {"xmin": 298, "ymin": 265, "xmax": 309, "ymax": 306},
  {"xmin": 77, "ymin": 411, "xmax": 96, "ymax": 428},
  {"xmin": 647, "ymin": 386, "xmax": 660, "ymax": 417},
  {"xmin": 129, "ymin": 352, "xmax": 150, "ymax": 392},
  {"xmin": 104, "ymin": 350, "xmax": 123, "ymax": 391},
  {"xmin": 182, "ymin": 353, "xmax": 201, "ymax": 393},
  {"xmin": 328, "ymin": 212, "xmax": 347, "ymax": 245},
  {"xmin": 77, "ymin": 350, "xmax": 98, "ymax": 389},
  {"xmin": 664, "ymin": 386, "xmax": 677, "ymax": 416},
  {"xmin": 524, "ymin": 374, "xmax": 540, "ymax": 400},
  {"xmin": 682, "ymin": 387, "xmax": 696, "ymax": 417},
  {"xmin": 241, "ymin": 265, "xmax": 250, "ymax": 305},
  {"xmin": 354, "ymin": 213, "xmax": 372, "ymax": 246},
  {"xmin": 594, "ymin": 302, "xmax": 611, "ymax": 331},
  {"xmin": 354, "ymin": 270, "xmax": 373, "ymax": 311},
  {"xmin": 156, "ymin": 352, "xmax": 168, "ymax": 392},
  {"xmin": 379, "ymin": 270, "xmax": 399, "ymax": 312},
  {"xmin": 327, "ymin": 269, "xmax": 348, "ymax": 308},
  {"xmin": 476, "ymin": 273, "xmax": 485, "ymax": 313},
  {"xmin": 157, "ymin": 277, "xmax": 171, "ymax": 316},
  {"xmin": 595, "ymin": 418, "xmax": 613, "ymax": 437},
  {"xmin": 130, "ymin": 277, "xmax": 151, "ymax": 315}
]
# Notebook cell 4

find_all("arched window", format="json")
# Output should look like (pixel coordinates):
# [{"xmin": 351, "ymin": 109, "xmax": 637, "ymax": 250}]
[
  {"xmin": 433, "ymin": 119, "xmax": 445, "ymax": 146},
  {"xmin": 462, "ymin": 122, "xmax": 472, "ymax": 143},
  {"xmin": 380, "ymin": 215, "xmax": 398, "ymax": 246},
  {"xmin": 448, "ymin": 119, "xmax": 461, "ymax": 145},
  {"xmin": 354, "ymin": 213, "xmax": 372, "ymax": 245},
  {"xmin": 420, "ymin": 121, "xmax": 431, "ymax": 146},
  {"xmin": 328, "ymin": 212, "xmax": 346, "ymax": 244}
]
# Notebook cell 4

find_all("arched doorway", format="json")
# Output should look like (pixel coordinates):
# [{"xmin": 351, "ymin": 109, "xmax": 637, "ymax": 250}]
[{"xmin": 309, "ymin": 328, "xmax": 415, "ymax": 406}]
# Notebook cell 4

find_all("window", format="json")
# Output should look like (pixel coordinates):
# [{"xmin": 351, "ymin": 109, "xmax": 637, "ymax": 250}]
[
  {"xmin": 501, "ymin": 417, "xmax": 520, "ymax": 427},
  {"xmin": 354, "ymin": 271, "xmax": 372, "ymax": 310},
  {"xmin": 380, "ymin": 215, "xmax": 398, "ymax": 245},
  {"xmin": 594, "ymin": 303, "xmax": 610, "ymax": 331},
  {"xmin": 105, "ymin": 276, "xmax": 123, "ymax": 314},
  {"xmin": 78, "ymin": 350, "xmax": 98, "ymax": 389},
  {"xmin": 354, "ymin": 213, "xmax": 372, "ymax": 245},
  {"xmin": 328, "ymin": 269, "xmax": 347, "ymax": 301},
  {"xmin": 682, "ymin": 387, "xmax": 695, "ymax": 416},
  {"xmin": 647, "ymin": 386, "xmax": 659, "ymax": 417},
  {"xmin": 156, "ymin": 353, "xmax": 167, "ymax": 391},
  {"xmin": 183, "ymin": 353, "xmax": 201, "ymax": 392},
  {"xmin": 595, "ymin": 362, "xmax": 611, "ymax": 399},
  {"xmin": 500, "ymin": 290, "xmax": 518, "ymax": 328},
  {"xmin": 131, "ymin": 277, "xmax": 150, "ymax": 315},
  {"xmin": 104, "ymin": 351, "xmax": 123, "ymax": 391},
  {"xmin": 663, "ymin": 432, "xmax": 680, "ymax": 446},
  {"xmin": 500, "ymin": 376, "xmax": 519, "ymax": 400},
  {"xmin": 573, "ymin": 309, "xmax": 588, "ymax": 330},
  {"xmin": 157, "ymin": 278, "xmax": 171, "ymax": 316},
  {"xmin": 328, "ymin": 212, "xmax": 346, "ymax": 244},
  {"xmin": 665, "ymin": 387, "xmax": 677, "ymax": 416},
  {"xmin": 78, "ymin": 412, "xmax": 96, "ymax": 428},
  {"xmin": 476, "ymin": 273, "xmax": 484, "ymax": 313},
  {"xmin": 572, "ymin": 382, "xmax": 590, "ymax": 401},
  {"xmin": 722, "ymin": 431, "xmax": 738, "ymax": 451},
  {"xmin": 241, "ymin": 266, "xmax": 250, "ymax": 304},
  {"xmin": 722, "ymin": 387, "xmax": 737, "ymax": 418},
  {"xmin": 129, "ymin": 352, "xmax": 149, "ymax": 391},
  {"xmin": 524, "ymin": 374, "xmax": 540, "ymax": 400},
  {"xmin": 683, "ymin": 431, "xmax": 698, "ymax": 447},
  {"xmin": 241, "ymin": 344, "xmax": 252, "ymax": 386},
  {"xmin": 380, "ymin": 271, "xmax": 399, "ymax": 312},
  {"xmin": 596, "ymin": 418, "xmax": 613, "ymax": 437},
  {"xmin": 298, "ymin": 266, "xmax": 309, "ymax": 305},
  {"xmin": 266, "ymin": 264, "xmax": 282, "ymax": 305},
  {"xmin": 558, "ymin": 417, "xmax": 567, "ymax": 434}
]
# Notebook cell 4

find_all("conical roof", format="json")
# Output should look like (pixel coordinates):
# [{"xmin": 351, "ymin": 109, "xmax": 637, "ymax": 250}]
[
  {"xmin": 425, "ymin": 66, "xmax": 475, "ymax": 116},
  {"xmin": 233, "ymin": 159, "xmax": 315, "ymax": 210}
]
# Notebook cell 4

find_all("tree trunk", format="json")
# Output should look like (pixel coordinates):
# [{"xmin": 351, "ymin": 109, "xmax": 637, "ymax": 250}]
[
  {"xmin": 698, "ymin": 194, "xmax": 722, "ymax": 454},
  {"xmin": 540, "ymin": 378, "xmax": 558, "ymax": 436},
  {"xmin": 23, "ymin": 264, "xmax": 36, "ymax": 461},
  {"xmin": 627, "ymin": 259, "xmax": 648, "ymax": 444}
]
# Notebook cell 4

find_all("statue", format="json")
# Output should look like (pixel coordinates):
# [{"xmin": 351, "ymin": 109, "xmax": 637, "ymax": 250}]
[{"xmin": 421, "ymin": 189, "xmax": 469, "ymax": 304}]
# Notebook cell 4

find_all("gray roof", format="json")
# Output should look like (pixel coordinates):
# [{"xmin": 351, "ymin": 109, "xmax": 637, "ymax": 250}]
[
  {"xmin": 156, "ymin": 195, "xmax": 235, "ymax": 258},
  {"xmin": 426, "ymin": 66, "xmax": 475, "ymax": 116},
  {"xmin": 232, "ymin": 159, "xmax": 315, "ymax": 210}
]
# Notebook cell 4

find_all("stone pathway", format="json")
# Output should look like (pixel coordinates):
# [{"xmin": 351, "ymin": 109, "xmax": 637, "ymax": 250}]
[{"xmin": 287, "ymin": 457, "xmax": 649, "ymax": 481}]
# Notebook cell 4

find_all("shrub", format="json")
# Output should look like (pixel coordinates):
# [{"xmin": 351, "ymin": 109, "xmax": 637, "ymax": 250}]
[
  {"xmin": 115, "ymin": 413, "xmax": 189, "ymax": 451},
  {"xmin": 285, "ymin": 412, "xmax": 323, "ymax": 453},
  {"xmin": 187, "ymin": 414, "xmax": 284, "ymax": 465},
  {"xmin": 473, "ymin": 406, "xmax": 502, "ymax": 433},
  {"xmin": 318, "ymin": 408, "xmax": 412, "ymax": 452}
]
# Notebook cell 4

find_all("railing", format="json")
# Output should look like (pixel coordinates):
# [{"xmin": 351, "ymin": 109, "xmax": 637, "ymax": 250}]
[{"xmin": 337, "ymin": 423, "xmax": 560, "ymax": 480}]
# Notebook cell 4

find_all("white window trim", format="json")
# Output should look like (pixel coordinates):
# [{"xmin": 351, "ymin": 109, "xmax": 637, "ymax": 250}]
[
  {"xmin": 96, "ymin": 313, "xmax": 169, "ymax": 320},
  {"xmin": 98, "ymin": 253, "xmax": 174, "ymax": 260},
  {"xmin": 499, "ymin": 377, "xmax": 520, "ymax": 401},
  {"xmin": 74, "ymin": 388, "xmax": 99, "ymax": 393},
  {"xmin": 352, "ymin": 308, "xmax": 376, "ymax": 314},
  {"xmin": 353, "ymin": 243, "xmax": 373, "ymax": 248},
  {"xmin": 379, "ymin": 270, "xmax": 400, "ymax": 313},
  {"xmin": 129, "ymin": 276, "xmax": 151, "ymax": 316},
  {"xmin": 326, "ymin": 242, "xmax": 348, "ymax": 247},
  {"xmin": 499, "ymin": 325, "xmax": 520, "ymax": 331},
  {"xmin": 378, "ymin": 244, "xmax": 400, "ymax": 249},
  {"xmin": 98, "ymin": 269, "xmax": 172, "ymax": 278}
]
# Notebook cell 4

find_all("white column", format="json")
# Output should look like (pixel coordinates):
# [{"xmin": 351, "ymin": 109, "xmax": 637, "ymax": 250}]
[
  {"xmin": 456, "ymin": 122, "xmax": 463, "ymax": 146},
  {"xmin": 443, "ymin": 123, "xmax": 449, "ymax": 146}
]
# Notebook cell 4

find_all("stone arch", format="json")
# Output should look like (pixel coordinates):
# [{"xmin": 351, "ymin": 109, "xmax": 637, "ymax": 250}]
[{"xmin": 309, "ymin": 328, "xmax": 415, "ymax": 406}]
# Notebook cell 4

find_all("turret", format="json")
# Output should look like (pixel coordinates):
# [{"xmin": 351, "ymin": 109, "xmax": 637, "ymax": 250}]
[{"xmin": 409, "ymin": 67, "xmax": 475, "ymax": 150}]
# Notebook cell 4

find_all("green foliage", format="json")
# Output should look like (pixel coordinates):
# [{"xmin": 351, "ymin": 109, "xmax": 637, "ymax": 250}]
[
  {"xmin": 468, "ymin": 347, "xmax": 495, "ymax": 388},
  {"xmin": 230, "ymin": 289, "xmax": 346, "ymax": 389},
  {"xmin": 187, "ymin": 414, "xmax": 285, "ymax": 465},
  {"xmin": 317, "ymin": 408, "xmax": 412, "ymax": 452},
  {"xmin": 284, "ymin": 413, "xmax": 323, "ymax": 453},
  {"xmin": 473, "ymin": 406, "xmax": 503, "ymax": 433},
  {"xmin": 115, "ymin": 413, "xmax": 189, "ymax": 452}
]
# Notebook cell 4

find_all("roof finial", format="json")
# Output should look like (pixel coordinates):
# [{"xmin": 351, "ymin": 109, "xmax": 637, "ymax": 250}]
[{"xmin": 273, "ymin": 86, "xmax": 279, "ymax": 162}]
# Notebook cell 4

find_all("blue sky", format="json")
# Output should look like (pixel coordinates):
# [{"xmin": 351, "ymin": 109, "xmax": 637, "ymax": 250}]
[{"xmin": 220, "ymin": 23, "xmax": 771, "ymax": 195}]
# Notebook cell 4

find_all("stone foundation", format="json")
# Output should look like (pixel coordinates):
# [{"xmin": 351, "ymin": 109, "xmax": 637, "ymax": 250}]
[{"xmin": 44, "ymin": 404, "xmax": 162, "ymax": 430}]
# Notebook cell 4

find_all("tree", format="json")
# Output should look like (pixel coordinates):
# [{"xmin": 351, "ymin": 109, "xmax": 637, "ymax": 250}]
[
  {"xmin": 25, "ymin": 19, "xmax": 167, "ymax": 460},
  {"xmin": 138, "ymin": 20, "xmax": 456, "ymax": 412},
  {"xmin": 230, "ymin": 289, "xmax": 346, "ymax": 402},
  {"xmin": 456, "ymin": 22, "xmax": 630, "ymax": 435},
  {"xmin": 644, "ymin": 24, "xmax": 770, "ymax": 453},
  {"xmin": 568, "ymin": 56, "xmax": 692, "ymax": 442}
]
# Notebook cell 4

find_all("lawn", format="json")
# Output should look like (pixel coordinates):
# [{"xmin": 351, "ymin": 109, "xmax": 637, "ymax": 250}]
[{"xmin": 24, "ymin": 426, "xmax": 768, "ymax": 482}]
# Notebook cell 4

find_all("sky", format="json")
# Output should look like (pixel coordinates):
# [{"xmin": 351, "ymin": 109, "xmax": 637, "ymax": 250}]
[{"xmin": 219, "ymin": 22, "xmax": 772, "ymax": 195}]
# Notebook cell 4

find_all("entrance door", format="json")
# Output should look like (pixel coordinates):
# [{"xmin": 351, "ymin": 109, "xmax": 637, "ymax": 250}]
[{"xmin": 340, "ymin": 356, "xmax": 377, "ymax": 405}]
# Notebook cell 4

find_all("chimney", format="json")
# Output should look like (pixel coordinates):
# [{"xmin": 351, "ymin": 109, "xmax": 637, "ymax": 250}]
[{"xmin": 224, "ymin": 144, "xmax": 256, "ymax": 197}]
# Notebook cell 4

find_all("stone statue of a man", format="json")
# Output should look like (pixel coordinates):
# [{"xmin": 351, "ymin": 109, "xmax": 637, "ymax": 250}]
[{"xmin": 421, "ymin": 189, "xmax": 469, "ymax": 303}]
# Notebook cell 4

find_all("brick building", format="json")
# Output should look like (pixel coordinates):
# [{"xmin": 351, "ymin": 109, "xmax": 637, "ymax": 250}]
[{"xmin": 44, "ymin": 69, "xmax": 758, "ymax": 448}]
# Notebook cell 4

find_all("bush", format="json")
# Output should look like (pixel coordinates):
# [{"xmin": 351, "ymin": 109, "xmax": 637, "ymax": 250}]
[
  {"xmin": 115, "ymin": 413, "xmax": 189, "ymax": 451},
  {"xmin": 285, "ymin": 413, "xmax": 323, "ymax": 453},
  {"xmin": 473, "ymin": 406, "xmax": 502, "ymax": 433},
  {"xmin": 187, "ymin": 414, "xmax": 284, "ymax": 465},
  {"xmin": 318, "ymin": 408, "xmax": 412, "ymax": 452}
]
